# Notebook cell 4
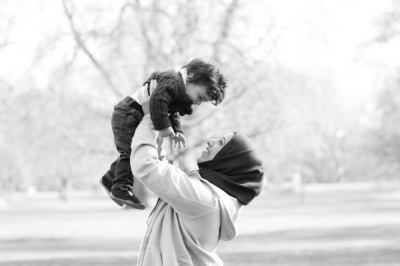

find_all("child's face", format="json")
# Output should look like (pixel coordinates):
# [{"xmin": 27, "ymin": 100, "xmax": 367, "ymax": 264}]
[{"xmin": 186, "ymin": 83, "xmax": 213, "ymax": 106}]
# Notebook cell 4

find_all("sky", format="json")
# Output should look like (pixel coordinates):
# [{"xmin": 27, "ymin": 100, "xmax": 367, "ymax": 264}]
[{"xmin": 1, "ymin": 0, "xmax": 395, "ymax": 102}]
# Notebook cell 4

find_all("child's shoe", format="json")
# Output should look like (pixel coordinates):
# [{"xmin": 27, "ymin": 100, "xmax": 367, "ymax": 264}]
[
  {"xmin": 99, "ymin": 176, "xmax": 124, "ymax": 207},
  {"xmin": 110, "ymin": 185, "xmax": 146, "ymax": 210}
]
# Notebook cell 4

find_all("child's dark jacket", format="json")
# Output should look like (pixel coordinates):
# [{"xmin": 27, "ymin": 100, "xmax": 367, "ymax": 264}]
[{"xmin": 144, "ymin": 70, "xmax": 193, "ymax": 133}]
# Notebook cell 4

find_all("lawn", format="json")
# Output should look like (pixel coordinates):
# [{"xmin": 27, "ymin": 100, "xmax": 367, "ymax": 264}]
[{"xmin": 1, "ymin": 182, "xmax": 400, "ymax": 266}]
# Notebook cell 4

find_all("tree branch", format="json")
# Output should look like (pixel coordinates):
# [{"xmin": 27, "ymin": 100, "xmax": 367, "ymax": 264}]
[
  {"xmin": 62, "ymin": 0, "xmax": 123, "ymax": 98},
  {"xmin": 212, "ymin": 0, "xmax": 239, "ymax": 61}
]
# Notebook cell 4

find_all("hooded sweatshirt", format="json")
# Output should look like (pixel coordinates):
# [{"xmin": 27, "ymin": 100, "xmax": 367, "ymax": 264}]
[{"xmin": 131, "ymin": 115, "xmax": 242, "ymax": 266}]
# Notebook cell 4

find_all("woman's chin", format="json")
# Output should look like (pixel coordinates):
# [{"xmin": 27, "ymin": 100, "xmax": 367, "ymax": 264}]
[{"xmin": 197, "ymin": 152, "xmax": 208, "ymax": 163}]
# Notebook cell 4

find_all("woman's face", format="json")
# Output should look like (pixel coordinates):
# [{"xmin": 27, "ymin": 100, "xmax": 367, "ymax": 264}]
[{"xmin": 197, "ymin": 133, "xmax": 235, "ymax": 163}]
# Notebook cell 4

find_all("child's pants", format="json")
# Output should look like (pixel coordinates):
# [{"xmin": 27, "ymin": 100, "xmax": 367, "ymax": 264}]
[{"xmin": 103, "ymin": 96, "xmax": 144, "ymax": 191}]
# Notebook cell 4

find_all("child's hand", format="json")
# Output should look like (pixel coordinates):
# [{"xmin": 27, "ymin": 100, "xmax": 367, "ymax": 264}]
[
  {"xmin": 159, "ymin": 127, "xmax": 174, "ymax": 138},
  {"xmin": 173, "ymin": 132, "xmax": 186, "ymax": 149}
]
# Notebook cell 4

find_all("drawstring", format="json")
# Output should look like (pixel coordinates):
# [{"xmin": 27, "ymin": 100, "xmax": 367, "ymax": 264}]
[{"xmin": 147, "ymin": 198, "xmax": 161, "ymax": 226}]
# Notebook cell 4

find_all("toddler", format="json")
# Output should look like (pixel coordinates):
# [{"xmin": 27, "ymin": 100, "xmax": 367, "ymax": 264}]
[{"xmin": 100, "ymin": 58, "xmax": 227, "ymax": 208}]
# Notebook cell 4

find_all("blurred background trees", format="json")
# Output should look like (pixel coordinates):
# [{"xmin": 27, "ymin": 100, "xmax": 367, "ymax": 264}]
[{"xmin": 1, "ymin": 0, "xmax": 399, "ymax": 200}]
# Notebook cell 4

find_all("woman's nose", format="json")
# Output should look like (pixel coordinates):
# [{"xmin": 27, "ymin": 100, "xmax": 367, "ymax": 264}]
[{"xmin": 208, "ymin": 139, "xmax": 217, "ymax": 147}]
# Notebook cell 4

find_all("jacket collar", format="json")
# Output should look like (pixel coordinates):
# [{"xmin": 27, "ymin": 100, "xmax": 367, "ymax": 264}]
[{"xmin": 179, "ymin": 68, "xmax": 188, "ymax": 92}]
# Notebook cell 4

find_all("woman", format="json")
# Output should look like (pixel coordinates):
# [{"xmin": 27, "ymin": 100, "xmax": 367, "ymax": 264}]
[{"xmin": 131, "ymin": 81, "xmax": 264, "ymax": 265}]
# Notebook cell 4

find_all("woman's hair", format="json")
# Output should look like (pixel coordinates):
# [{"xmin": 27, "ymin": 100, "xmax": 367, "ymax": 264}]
[{"xmin": 182, "ymin": 58, "xmax": 227, "ymax": 106}]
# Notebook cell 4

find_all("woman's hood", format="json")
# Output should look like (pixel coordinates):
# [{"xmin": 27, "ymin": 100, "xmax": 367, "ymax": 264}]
[
  {"xmin": 187, "ymin": 170, "xmax": 242, "ymax": 241},
  {"xmin": 212, "ymin": 184, "xmax": 243, "ymax": 241},
  {"xmin": 198, "ymin": 132, "xmax": 264, "ymax": 206}
]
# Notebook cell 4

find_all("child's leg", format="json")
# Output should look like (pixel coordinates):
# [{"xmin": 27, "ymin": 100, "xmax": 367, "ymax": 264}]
[
  {"xmin": 112, "ymin": 144, "xmax": 133, "ymax": 189},
  {"xmin": 100, "ymin": 160, "xmax": 116, "ymax": 192},
  {"xmin": 111, "ymin": 130, "xmax": 145, "ymax": 209},
  {"xmin": 100, "ymin": 160, "xmax": 124, "ymax": 206},
  {"xmin": 110, "ymin": 98, "xmax": 145, "ymax": 209},
  {"xmin": 103, "ymin": 160, "xmax": 116, "ymax": 183}
]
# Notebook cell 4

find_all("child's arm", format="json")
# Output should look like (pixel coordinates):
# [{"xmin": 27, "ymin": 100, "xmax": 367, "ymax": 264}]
[
  {"xmin": 169, "ymin": 113, "xmax": 186, "ymax": 149},
  {"xmin": 148, "ymin": 79, "xmax": 179, "ymax": 132},
  {"xmin": 144, "ymin": 78, "xmax": 186, "ymax": 148},
  {"xmin": 169, "ymin": 113, "xmax": 183, "ymax": 133},
  {"xmin": 158, "ymin": 127, "xmax": 186, "ymax": 149}
]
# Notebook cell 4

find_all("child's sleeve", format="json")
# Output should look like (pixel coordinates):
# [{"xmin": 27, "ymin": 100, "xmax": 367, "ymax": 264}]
[
  {"xmin": 169, "ymin": 113, "xmax": 183, "ymax": 133},
  {"xmin": 149, "ymin": 79, "xmax": 179, "ymax": 131}
]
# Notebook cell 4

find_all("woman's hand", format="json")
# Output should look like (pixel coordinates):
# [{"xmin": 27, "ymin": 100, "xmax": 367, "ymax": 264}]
[
  {"xmin": 159, "ymin": 127, "xmax": 175, "ymax": 138},
  {"xmin": 139, "ymin": 79, "xmax": 158, "ymax": 115}
]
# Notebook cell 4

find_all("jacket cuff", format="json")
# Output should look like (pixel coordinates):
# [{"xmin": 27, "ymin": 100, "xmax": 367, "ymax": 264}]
[
  {"xmin": 152, "ymin": 117, "xmax": 172, "ymax": 131},
  {"xmin": 172, "ymin": 123, "xmax": 183, "ymax": 133}
]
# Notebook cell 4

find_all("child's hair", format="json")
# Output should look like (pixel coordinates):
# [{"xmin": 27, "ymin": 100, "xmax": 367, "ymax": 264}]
[{"xmin": 182, "ymin": 58, "xmax": 227, "ymax": 106}]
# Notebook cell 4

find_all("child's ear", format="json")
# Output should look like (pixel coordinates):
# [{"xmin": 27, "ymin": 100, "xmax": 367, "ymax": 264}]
[{"xmin": 187, "ymin": 73, "xmax": 193, "ymax": 80}]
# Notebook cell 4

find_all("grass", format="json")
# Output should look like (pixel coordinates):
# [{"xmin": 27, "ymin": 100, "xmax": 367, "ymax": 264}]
[{"xmin": 1, "ymin": 182, "xmax": 400, "ymax": 266}]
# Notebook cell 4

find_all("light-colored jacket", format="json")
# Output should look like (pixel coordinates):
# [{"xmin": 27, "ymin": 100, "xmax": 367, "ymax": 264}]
[{"xmin": 131, "ymin": 115, "xmax": 242, "ymax": 266}]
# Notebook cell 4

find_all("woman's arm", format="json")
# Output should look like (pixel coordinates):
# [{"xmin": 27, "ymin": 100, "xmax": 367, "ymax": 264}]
[{"xmin": 131, "ymin": 115, "xmax": 217, "ymax": 218}]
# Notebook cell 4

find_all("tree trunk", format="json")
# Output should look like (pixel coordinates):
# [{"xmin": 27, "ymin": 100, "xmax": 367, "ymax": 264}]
[{"xmin": 59, "ymin": 177, "xmax": 72, "ymax": 201}]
